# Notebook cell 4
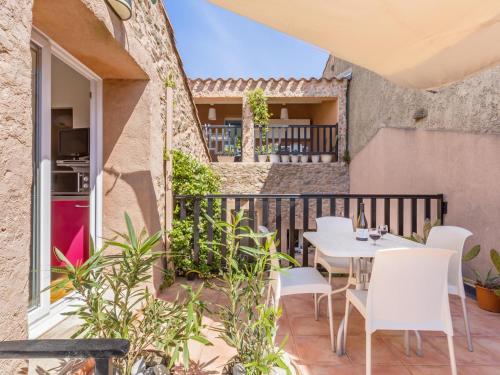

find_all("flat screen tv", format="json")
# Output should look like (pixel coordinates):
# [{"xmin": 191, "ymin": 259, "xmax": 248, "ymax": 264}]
[{"xmin": 58, "ymin": 128, "xmax": 89, "ymax": 157}]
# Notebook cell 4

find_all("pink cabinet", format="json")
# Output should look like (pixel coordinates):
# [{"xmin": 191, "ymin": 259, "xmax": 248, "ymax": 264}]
[{"xmin": 51, "ymin": 199, "xmax": 89, "ymax": 267}]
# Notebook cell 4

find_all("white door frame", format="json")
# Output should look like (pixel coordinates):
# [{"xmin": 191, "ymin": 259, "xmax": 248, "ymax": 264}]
[{"xmin": 28, "ymin": 28, "xmax": 103, "ymax": 338}]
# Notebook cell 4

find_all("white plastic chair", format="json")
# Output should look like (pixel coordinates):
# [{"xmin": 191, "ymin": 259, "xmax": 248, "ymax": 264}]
[
  {"xmin": 343, "ymin": 248, "xmax": 457, "ymax": 375},
  {"xmin": 314, "ymin": 216, "xmax": 355, "ymax": 287},
  {"xmin": 426, "ymin": 226, "xmax": 474, "ymax": 351},
  {"xmin": 260, "ymin": 226, "xmax": 335, "ymax": 351}
]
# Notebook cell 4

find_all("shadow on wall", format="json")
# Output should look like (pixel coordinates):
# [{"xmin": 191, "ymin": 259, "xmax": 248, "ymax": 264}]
[
  {"xmin": 104, "ymin": 167, "xmax": 164, "ymax": 290},
  {"xmin": 103, "ymin": 79, "xmax": 148, "ymax": 164},
  {"xmin": 103, "ymin": 79, "xmax": 165, "ymax": 290}
]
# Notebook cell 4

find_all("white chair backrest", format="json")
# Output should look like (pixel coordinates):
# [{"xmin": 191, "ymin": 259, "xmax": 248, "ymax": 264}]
[
  {"xmin": 366, "ymin": 248, "xmax": 454, "ymax": 334},
  {"xmin": 315, "ymin": 216, "xmax": 354, "ymax": 233},
  {"xmin": 426, "ymin": 226, "xmax": 472, "ymax": 292}
]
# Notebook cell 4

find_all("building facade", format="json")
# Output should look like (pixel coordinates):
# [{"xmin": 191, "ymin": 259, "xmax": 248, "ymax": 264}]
[{"xmin": 0, "ymin": 1, "xmax": 209, "ymax": 371}]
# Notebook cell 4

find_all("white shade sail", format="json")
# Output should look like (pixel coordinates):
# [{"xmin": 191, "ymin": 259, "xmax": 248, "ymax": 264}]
[{"xmin": 209, "ymin": 0, "xmax": 500, "ymax": 89}]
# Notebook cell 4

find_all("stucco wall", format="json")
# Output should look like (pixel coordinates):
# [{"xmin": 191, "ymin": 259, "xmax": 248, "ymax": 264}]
[
  {"xmin": 350, "ymin": 128, "xmax": 500, "ymax": 278},
  {"xmin": 0, "ymin": 0, "xmax": 33, "ymax": 371},
  {"xmin": 323, "ymin": 56, "xmax": 500, "ymax": 156}
]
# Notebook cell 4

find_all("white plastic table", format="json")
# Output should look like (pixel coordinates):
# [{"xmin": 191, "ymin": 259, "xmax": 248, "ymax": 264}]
[{"xmin": 303, "ymin": 231, "xmax": 425, "ymax": 355}]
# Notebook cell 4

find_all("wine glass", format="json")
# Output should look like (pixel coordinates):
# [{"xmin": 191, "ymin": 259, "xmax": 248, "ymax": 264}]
[
  {"xmin": 369, "ymin": 228, "xmax": 381, "ymax": 246},
  {"xmin": 378, "ymin": 224, "xmax": 388, "ymax": 239}
]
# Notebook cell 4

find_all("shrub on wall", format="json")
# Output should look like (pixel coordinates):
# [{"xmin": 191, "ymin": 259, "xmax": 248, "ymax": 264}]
[
  {"xmin": 170, "ymin": 150, "xmax": 221, "ymax": 277},
  {"xmin": 247, "ymin": 88, "xmax": 271, "ymax": 133}
]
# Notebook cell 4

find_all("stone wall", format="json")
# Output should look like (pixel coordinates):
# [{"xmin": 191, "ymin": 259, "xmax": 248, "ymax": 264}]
[
  {"xmin": 0, "ymin": 0, "xmax": 34, "ymax": 372},
  {"xmin": 323, "ymin": 56, "xmax": 500, "ymax": 156},
  {"xmin": 211, "ymin": 162, "xmax": 349, "ymax": 195}
]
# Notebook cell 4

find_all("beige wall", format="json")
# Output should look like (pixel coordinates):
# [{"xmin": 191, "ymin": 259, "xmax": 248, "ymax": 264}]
[
  {"xmin": 0, "ymin": 0, "xmax": 33, "ymax": 372},
  {"xmin": 324, "ymin": 56, "xmax": 500, "ymax": 156},
  {"xmin": 197, "ymin": 103, "xmax": 242, "ymax": 125},
  {"xmin": 350, "ymin": 127, "xmax": 500, "ymax": 278}
]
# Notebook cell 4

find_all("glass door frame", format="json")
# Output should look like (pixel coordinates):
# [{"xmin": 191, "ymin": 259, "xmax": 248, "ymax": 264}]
[{"xmin": 28, "ymin": 29, "xmax": 103, "ymax": 338}]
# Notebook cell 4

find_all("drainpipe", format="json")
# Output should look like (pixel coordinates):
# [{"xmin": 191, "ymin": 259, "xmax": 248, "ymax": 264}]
[{"xmin": 339, "ymin": 69, "xmax": 353, "ymax": 161}]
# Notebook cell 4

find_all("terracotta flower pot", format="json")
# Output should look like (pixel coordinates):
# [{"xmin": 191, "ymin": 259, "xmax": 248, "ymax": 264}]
[{"xmin": 476, "ymin": 285, "xmax": 500, "ymax": 313}]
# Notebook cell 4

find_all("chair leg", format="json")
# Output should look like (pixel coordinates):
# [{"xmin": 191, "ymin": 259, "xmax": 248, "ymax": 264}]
[
  {"xmin": 366, "ymin": 332, "xmax": 372, "ymax": 375},
  {"xmin": 414, "ymin": 330, "xmax": 423, "ymax": 356},
  {"xmin": 314, "ymin": 293, "xmax": 319, "ymax": 321},
  {"xmin": 461, "ymin": 296, "xmax": 473, "ymax": 352},
  {"xmin": 328, "ymin": 293, "xmax": 335, "ymax": 351},
  {"xmin": 404, "ymin": 330, "xmax": 410, "ymax": 356},
  {"xmin": 343, "ymin": 298, "xmax": 350, "ymax": 353},
  {"xmin": 447, "ymin": 335, "xmax": 458, "ymax": 375},
  {"xmin": 328, "ymin": 272, "xmax": 332, "ymax": 286}
]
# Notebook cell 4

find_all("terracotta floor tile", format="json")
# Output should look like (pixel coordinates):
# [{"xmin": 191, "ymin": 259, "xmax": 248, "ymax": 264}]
[
  {"xmin": 473, "ymin": 337, "xmax": 500, "ymax": 360},
  {"xmin": 382, "ymin": 335, "xmax": 451, "ymax": 366},
  {"xmin": 297, "ymin": 364, "xmax": 363, "ymax": 375},
  {"xmin": 405, "ymin": 365, "xmax": 455, "ymax": 375},
  {"xmin": 345, "ymin": 334, "xmax": 403, "ymax": 366},
  {"xmin": 458, "ymin": 366, "xmax": 500, "ymax": 375},
  {"xmin": 294, "ymin": 335, "xmax": 351, "ymax": 365},
  {"xmin": 289, "ymin": 315, "xmax": 337, "ymax": 337}
]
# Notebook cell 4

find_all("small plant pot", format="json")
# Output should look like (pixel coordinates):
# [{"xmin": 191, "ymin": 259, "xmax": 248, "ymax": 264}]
[
  {"xmin": 290, "ymin": 155, "xmax": 299, "ymax": 163},
  {"xmin": 218, "ymin": 155, "xmax": 236, "ymax": 163},
  {"xmin": 270, "ymin": 154, "xmax": 280, "ymax": 163},
  {"xmin": 321, "ymin": 154, "xmax": 333, "ymax": 163},
  {"xmin": 476, "ymin": 285, "xmax": 500, "ymax": 313},
  {"xmin": 280, "ymin": 154, "xmax": 290, "ymax": 163},
  {"xmin": 257, "ymin": 154, "xmax": 268, "ymax": 162},
  {"xmin": 311, "ymin": 155, "xmax": 320, "ymax": 163},
  {"xmin": 299, "ymin": 155, "xmax": 309, "ymax": 163}
]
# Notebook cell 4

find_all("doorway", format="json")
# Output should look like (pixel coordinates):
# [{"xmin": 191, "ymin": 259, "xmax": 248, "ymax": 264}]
[{"xmin": 28, "ymin": 30, "xmax": 103, "ymax": 337}]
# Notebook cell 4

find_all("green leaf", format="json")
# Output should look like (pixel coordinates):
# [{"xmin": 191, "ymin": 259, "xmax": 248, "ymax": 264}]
[
  {"xmin": 463, "ymin": 245, "xmax": 481, "ymax": 262},
  {"xmin": 124, "ymin": 212, "xmax": 137, "ymax": 249},
  {"xmin": 53, "ymin": 248, "xmax": 75, "ymax": 272},
  {"xmin": 490, "ymin": 249, "xmax": 500, "ymax": 273}
]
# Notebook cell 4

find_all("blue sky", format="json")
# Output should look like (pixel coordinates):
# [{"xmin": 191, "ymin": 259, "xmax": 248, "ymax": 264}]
[{"xmin": 163, "ymin": 0, "xmax": 329, "ymax": 79}]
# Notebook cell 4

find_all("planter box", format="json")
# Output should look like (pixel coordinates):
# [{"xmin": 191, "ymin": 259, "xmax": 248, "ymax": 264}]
[
  {"xmin": 299, "ymin": 155, "xmax": 309, "ymax": 163},
  {"xmin": 257, "ymin": 154, "xmax": 268, "ymax": 162},
  {"xmin": 290, "ymin": 155, "xmax": 299, "ymax": 163},
  {"xmin": 270, "ymin": 154, "xmax": 280, "ymax": 163},
  {"xmin": 281, "ymin": 155, "xmax": 290, "ymax": 163},
  {"xmin": 311, "ymin": 155, "xmax": 320, "ymax": 163},
  {"xmin": 321, "ymin": 154, "xmax": 333, "ymax": 163}
]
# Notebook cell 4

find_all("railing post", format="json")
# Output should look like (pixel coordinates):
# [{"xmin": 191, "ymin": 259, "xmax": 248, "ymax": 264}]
[
  {"xmin": 94, "ymin": 358, "xmax": 112, "ymax": 375},
  {"xmin": 193, "ymin": 198, "xmax": 201, "ymax": 264},
  {"xmin": 302, "ymin": 197, "xmax": 309, "ymax": 267}
]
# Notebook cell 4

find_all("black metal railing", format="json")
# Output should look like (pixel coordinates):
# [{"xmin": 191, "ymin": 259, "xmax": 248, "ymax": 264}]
[
  {"xmin": 175, "ymin": 193, "xmax": 446, "ymax": 267},
  {"xmin": 0, "ymin": 339, "xmax": 129, "ymax": 375},
  {"xmin": 203, "ymin": 124, "xmax": 242, "ymax": 159},
  {"xmin": 255, "ymin": 124, "xmax": 338, "ymax": 158}
]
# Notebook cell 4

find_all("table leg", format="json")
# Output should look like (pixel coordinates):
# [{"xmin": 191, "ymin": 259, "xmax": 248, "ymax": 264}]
[{"xmin": 337, "ymin": 258, "xmax": 364, "ymax": 356}]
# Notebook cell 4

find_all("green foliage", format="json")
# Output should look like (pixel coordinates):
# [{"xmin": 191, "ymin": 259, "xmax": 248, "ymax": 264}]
[
  {"xmin": 164, "ymin": 71, "xmax": 176, "ymax": 89},
  {"xmin": 342, "ymin": 150, "xmax": 351, "ymax": 164},
  {"xmin": 406, "ymin": 218, "xmax": 440, "ymax": 244},
  {"xmin": 170, "ymin": 150, "xmax": 222, "ymax": 277},
  {"xmin": 256, "ymin": 143, "xmax": 274, "ymax": 155},
  {"xmin": 462, "ymin": 245, "xmax": 500, "ymax": 294},
  {"xmin": 247, "ymin": 88, "xmax": 271, "ymax": 134},
  {"xmin": 51, "ymin": 213, "xmax": 208, "ymax": 374},
  {"xmin": 207, "ymin": 211, "xmax": 296, "ymax": 374}
]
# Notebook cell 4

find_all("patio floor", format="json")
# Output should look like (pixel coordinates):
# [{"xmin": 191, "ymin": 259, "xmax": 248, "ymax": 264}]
[{"xmin": 159, "ymin": 277, "xmax": 500, "ymax": 375}]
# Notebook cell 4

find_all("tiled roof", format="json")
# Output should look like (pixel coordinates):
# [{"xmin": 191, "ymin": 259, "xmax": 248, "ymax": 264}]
[{"xmin": 189, "ymin": 77, "xmax": 344, "ymax": 97}]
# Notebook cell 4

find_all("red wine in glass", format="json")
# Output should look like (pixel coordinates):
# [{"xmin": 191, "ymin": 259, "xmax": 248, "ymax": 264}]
[{"xmin": 369, "ymin": 229, "xmax": 381, "ymax": 245}]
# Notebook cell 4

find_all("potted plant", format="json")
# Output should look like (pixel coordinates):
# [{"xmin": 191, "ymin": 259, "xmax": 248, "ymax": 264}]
[
  {"xmin": 462, "ymin": 245, "xmax": 500, "ymax": 313},
  {"xmin": 207, "ymin": 212, "xmax": 298, "ymax": 375},
  {"xmin": 290, "ymin": 150, "xmax": 299, "ymax": 163},
  {"xmin": 269, "ymin": 144, "xmax": 280, "ymax": 163},
  {"xmin": 256, "ymin": 144, "xmax": 272, "ymax": 162},
  {"xmin": 311, "ymin": 154, "xmax": 320, "ymax": 163},
  {"xmin": 51, "ymin": 213, "xmax": 210, "ymax": 374},
  {"xmin": 219, "ymin": 145, "xmax": 237, "ymax": 162}
]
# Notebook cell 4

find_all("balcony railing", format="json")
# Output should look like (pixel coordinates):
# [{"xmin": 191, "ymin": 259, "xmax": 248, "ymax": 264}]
[
  {"xmin": 175, "ymin": 193, "xmax": 446, "ymax": 268},
  {"xmin": 255, "ymin": 124, "xmax": 338, "ymax": 160},
  {"xmin": 203, "ymin": 124, "xmax": 242, "ymax": 160}
]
